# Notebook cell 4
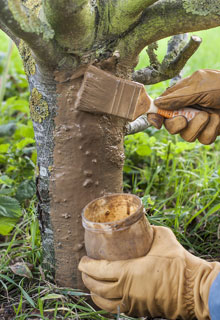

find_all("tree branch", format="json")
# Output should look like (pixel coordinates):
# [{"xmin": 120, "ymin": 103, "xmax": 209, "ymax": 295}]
[
  {"xmin": 117, "ymin": 0, "xmax": 220, "ymax": 68},
  {"xmin": 116, "ymin": 0, "xmax": 159, "ymax": 17},
  {"xmin": 43, "ymin": 0, "xmax": 96, "ymax": 52},
  {"xmin": 0, "ymin": 0, "xmax": 73, "ymax": 69},
  {"xmin": 132, "ymin": 35, "xmax": 202, "ymax": 84},
  {"xmin": 5, "ymin": 0, "xmax": 54, "ymax": 40},
  {"xmin": 0, "ymin": 0, "xmax": 33, "ymax": 41},
  {"xmin": 163, "ymin": 33, "xmax": 188, "ymax": 86},
  {"xmin": 104, "ymin": 0, "xmax": 159, "ymax": 35},
  {"xmin": 0, "ymin": 21, "xmax": 19, "ymax": 45},
  {"xmin": 146, "ymin": 41, "xmax": 160, "ymax": 70}
]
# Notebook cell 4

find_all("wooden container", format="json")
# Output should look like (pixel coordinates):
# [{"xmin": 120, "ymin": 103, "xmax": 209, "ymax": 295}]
[{"xmin": 82, "ymin": 193, "xmax": 153, "ymax": 260}]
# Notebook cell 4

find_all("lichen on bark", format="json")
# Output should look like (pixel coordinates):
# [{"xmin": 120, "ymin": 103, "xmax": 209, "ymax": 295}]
[
  {"xmin": 8, "ymin": 0, "xmax": 54, "ymax": 40},
  {"xmin": 30, "ymin": 88, "xmax": 49, "ymax": 123},
  {"xmin": 19, "ymin": 40, "xmax": 36, "ymax": 75},
  {"xmin": 183, "ymin": 0, "xmax": 220, "ymax": 16},
  {"xmin": 22, "ymin": 0, "xmax": 42, "ymax": 17}
]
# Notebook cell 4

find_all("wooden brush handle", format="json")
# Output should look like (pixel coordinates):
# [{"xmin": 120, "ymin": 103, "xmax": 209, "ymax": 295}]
[{"xmin": 157, "ymin": 107, "xmax": 200, "ymax": 121}]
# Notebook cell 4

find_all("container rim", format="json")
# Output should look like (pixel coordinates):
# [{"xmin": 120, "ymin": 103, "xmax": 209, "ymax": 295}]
[{"xmin": 81, "ymin": 193, "xmax": 145, "ymax": 232}]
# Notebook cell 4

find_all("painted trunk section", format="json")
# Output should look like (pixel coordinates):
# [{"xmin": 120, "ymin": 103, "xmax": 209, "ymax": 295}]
[{"xmin": 31, "ymin": 67, "xmax": 125, "ymax": 288}]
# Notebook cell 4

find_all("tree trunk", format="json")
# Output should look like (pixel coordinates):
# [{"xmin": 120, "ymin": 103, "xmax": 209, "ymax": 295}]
[{"xmin": 32, "ymin": 66, "xmax": 125, "ymax": 288}]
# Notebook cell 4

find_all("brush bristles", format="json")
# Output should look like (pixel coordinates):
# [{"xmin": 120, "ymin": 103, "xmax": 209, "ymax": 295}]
[{"xmin": 75, "ymin": 66, "xmax": 144, "ymax": 121}]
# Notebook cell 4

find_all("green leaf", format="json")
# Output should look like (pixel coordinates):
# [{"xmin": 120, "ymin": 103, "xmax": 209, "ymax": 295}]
[
  {"xmin": 134, "ymin": 132, "xmax": 149, "ymax": 141},
  {"xmin": 11, "ymin": 99, "xmax": 29, "ymax": 114},
  {"xmin": 0, "ymin": 195, "xmax": 22, "ymax": 218},
  {"xmin": 0, "ymin": 123, "xmax": 16, "ymax": 137},
  {"xmin": 0, "ymin": 175, "xmax": 13, "ymax": 186},
  {"xmin": 16, "ymin": 180, "xmax": 36, "ymax": 202},
  {"xmin": 141, "ymin": 195, "xmax": 155, "ymax": 207},
  {"xmin": 14, "ymin": 123, "xmax": 34, "ymax": 139},
  {"xmin": 0, "ymin": 217, "xmax": 18, "ymax": 235},
  {"xmin": 0, "ymin": 205, "xmax": 8, "ymax": 217},
  {"xmin": 136, "ymin": 145, "xmax": 152, "ymax": 156},
  {"xmin": 16, "ymin": 138, "xmax": 35, "ymax": 150},
  {"xmin": 0, "ymin": 188, "xmax": 14, "ymax": 196},
  {"xmin": 31, "ymin": 149, "xmax": 37, "ymax": 164},
  {"xmin": 0, "ymin": 155, "xmax": 6, "ymax": 164},
  {"xmin": 0, "ymin": 144, "xmax": 10, "ymax": 153},
  {"xmin": 123, "ymin": 165, "xmax": 132, "ymax": 173},
  {"xmin": 2, "ymin": 97, "xmax": 29, "ymax": 116}
]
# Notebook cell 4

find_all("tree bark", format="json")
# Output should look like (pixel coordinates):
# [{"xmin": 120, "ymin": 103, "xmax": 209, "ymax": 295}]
[{"xmin": 31, "ymin": 65, "xmax": 125, "ymax": 287}]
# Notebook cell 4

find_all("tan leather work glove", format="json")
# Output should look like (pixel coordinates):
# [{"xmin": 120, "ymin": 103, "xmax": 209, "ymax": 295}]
[
  {"xmin": 154, "ymin": 69, "xmax": 220, "ymax": 144},
  {"xmin": 79, "ymin": 226, "xmax": 220, "ymax": 320}
]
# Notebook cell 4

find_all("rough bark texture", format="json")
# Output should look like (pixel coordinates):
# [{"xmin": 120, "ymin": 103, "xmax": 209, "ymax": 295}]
[
  {"xmin": 29, "ymin": 64, "xmax": 125, "ymax": 287},
  {"xmin": 29, "ymin": 67, "xmax": 57, "ymax": 272},
  {"xmin": 1, "ymin": 0, "xmax": 220, "ymax": 290},
  {"xmin": 50, "ymin": 69, "xmax": 125, "ymax": 287}
]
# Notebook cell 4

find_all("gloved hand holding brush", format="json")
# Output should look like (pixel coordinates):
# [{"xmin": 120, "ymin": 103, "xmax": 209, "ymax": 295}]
[
  {"xmin": 154, "ymin": 69, "xmax": 220, "ymax": 144},
  {"xmin": 76, "ymin": 66, "xmax": 220, "ymax": 144}
]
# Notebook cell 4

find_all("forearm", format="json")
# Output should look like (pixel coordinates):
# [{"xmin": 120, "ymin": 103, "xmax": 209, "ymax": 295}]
[{"xmin": 208, "ymin": 270, "xmax": 220, "ymax": 320}]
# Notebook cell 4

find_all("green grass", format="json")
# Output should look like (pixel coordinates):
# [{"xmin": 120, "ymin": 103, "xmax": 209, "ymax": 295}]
[
  {"xmin": 0, "ymin": 27, "xmax": 220, "ymax": 319},
  {"xmin": 124, "ymin": 131, "xmax": 220, "ymax": 260}
]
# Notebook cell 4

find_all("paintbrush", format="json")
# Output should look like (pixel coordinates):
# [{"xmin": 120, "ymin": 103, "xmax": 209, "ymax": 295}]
[{"xmin": 75, "ymin": 65, "xmax": 200, "ymax": 122}]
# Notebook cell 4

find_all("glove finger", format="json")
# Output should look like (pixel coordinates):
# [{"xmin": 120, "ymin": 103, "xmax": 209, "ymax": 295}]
[
  {"xmin": 198, "ymin": 113, "xmax": 220, "ymax": 145},
  {"xmin": 180, "ymin": 111, "xmax": 209, "ymax": 142},
  {"xmin": 91, "ymin": 293, "xmax": 126, "ymax": 314},
  {"xmin": 164, "ymin": 116, "xmax": 187, "ymax": 134},
  {"xmin": 154, "ymin": 69, "xmax": 220, "ymax": 110},
  {"xmin": 147, "ymin": 113, "xmax": 164, "ymax": 129},
  {"xmin": 78, "ymin": 256, "xmax": 123, "ymax": 281},
  {"xmin": 82, "ymin": 273, "xmax": 122, "ymax": 299}
]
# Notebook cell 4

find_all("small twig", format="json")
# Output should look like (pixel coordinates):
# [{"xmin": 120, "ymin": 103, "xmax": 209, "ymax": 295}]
[
  {"xmin": 0, "ymin": 39, "xmax": 14, "ymax": 106},
  {"xmin": 168, "ymin": 35, "xmax": 202, "ymax": 74},
  {"xmin": 160, "ymin": 33, "xmax": 188, "ymax": 73},
  {"xmin": 146, "ymin": 42, "xmax": 160, "ymax": 70},
  {"xmin": 132, "ymin": 35, "xmax": 202, "ymax": 85},
  {"xmin": 167, "ymin": 34, "xmax": 188, "ymax": 86}
]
